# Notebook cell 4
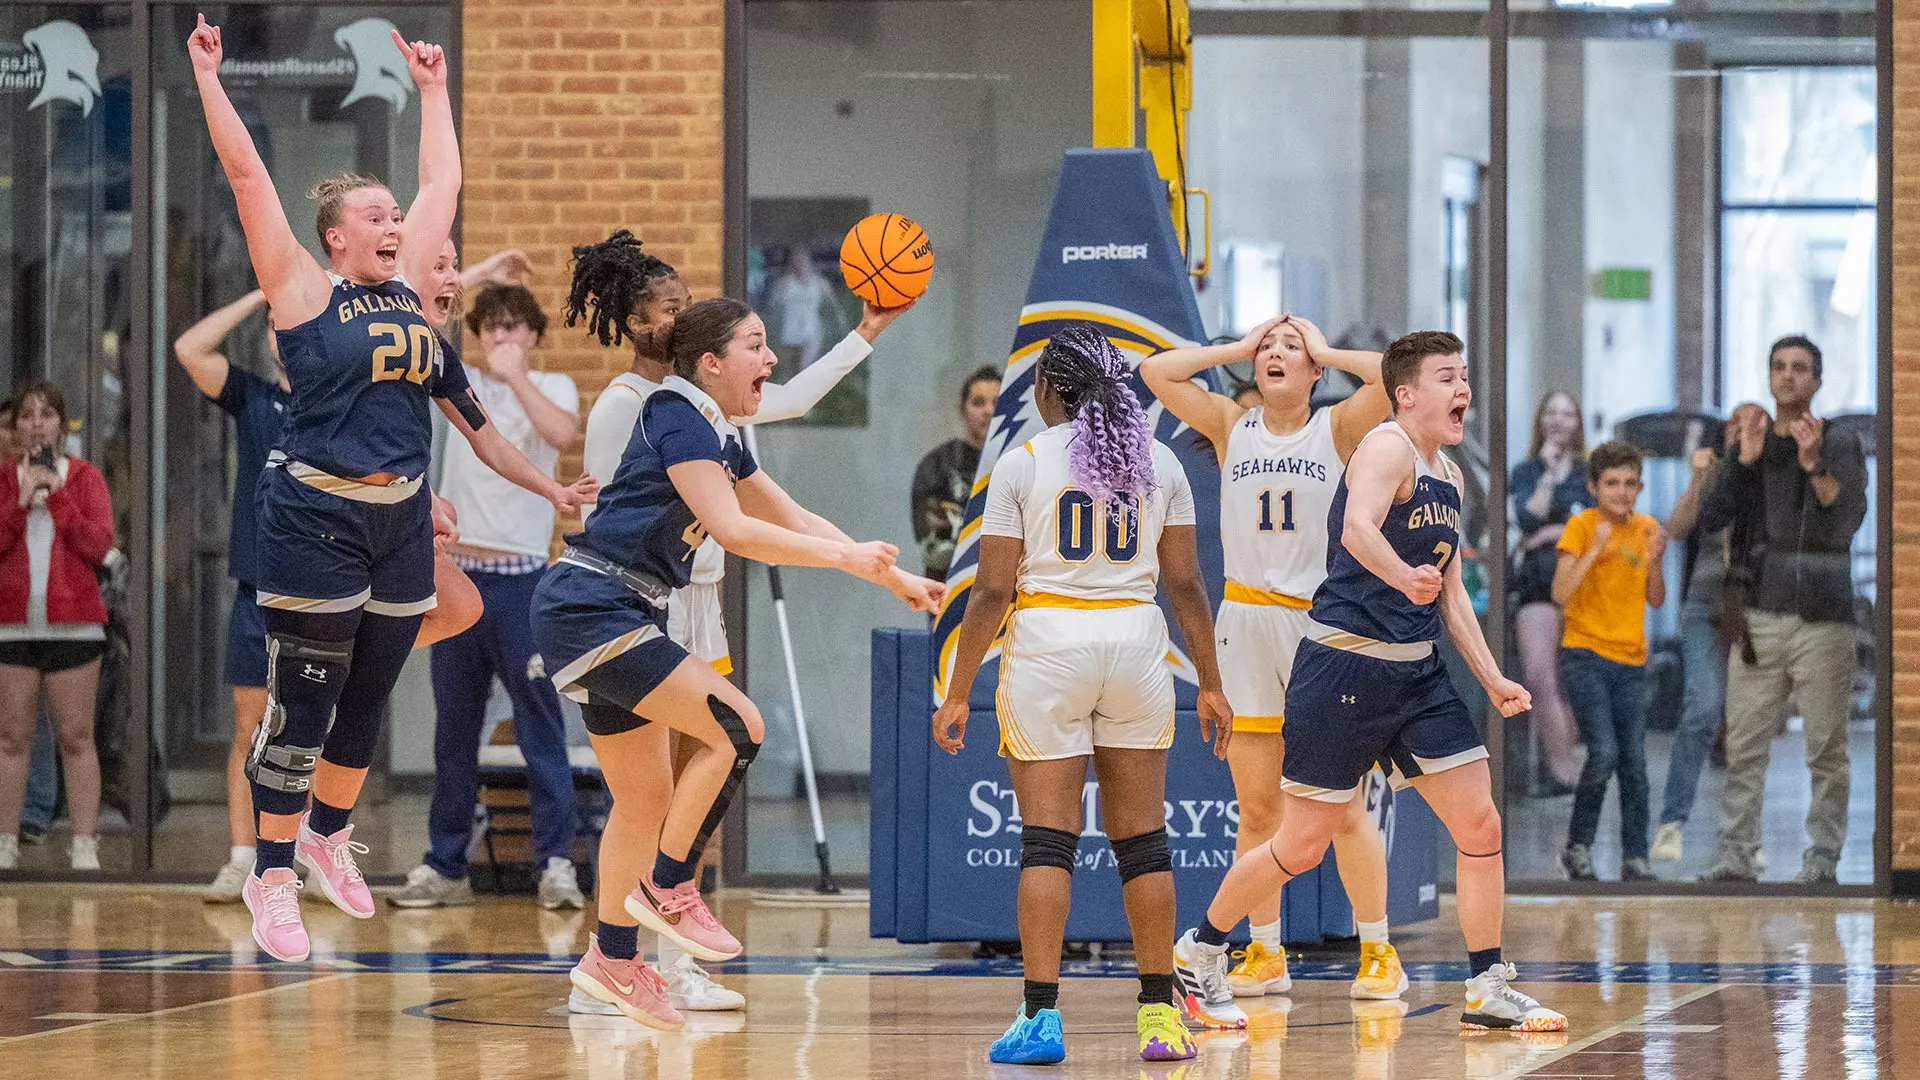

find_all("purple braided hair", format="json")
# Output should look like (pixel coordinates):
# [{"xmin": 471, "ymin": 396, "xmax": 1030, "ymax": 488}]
[{"xmin": 1038, "ymin": 323, "xmax": 1158, "ymax": 515}]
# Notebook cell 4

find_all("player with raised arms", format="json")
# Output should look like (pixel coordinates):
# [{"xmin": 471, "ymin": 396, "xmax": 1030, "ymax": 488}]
[
  {"xmin": 189, "ymin": 17, "xmax": 594, "ymax": 962},
  {"xmin": 934, "ymin": 324, "xmax": 1233, "ymax": 1065},
  {"xmin": 561, "ymin": 230, "xmax": 911, "ymax": 1013},
  {"xmin": 1170, "ymin": 330, "xmax": 1566, "ymax": 1033},
  {"xmin": 535, "ymin": 296, "xmax": 941, "ymax": 1030},
  {"xmin": 1142, "ymin": 313, "xmax": 1401, "ymax": 1017}
]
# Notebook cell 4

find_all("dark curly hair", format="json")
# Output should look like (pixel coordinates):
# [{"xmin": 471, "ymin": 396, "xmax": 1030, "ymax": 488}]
[
  {"xmin": 564, "ymin": 229, "xmax": 681, "ymax": 349},
  {"xmin": 1037, "ymin": 323, "xmax": 1157, "ymax": 514},
  {"xmin": 464, "ymin": 283, "xmax": 549, "ymax": 341}
]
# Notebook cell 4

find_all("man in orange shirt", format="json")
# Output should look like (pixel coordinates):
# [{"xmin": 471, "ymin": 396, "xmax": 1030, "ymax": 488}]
[{"xmin": 1551, "ymin": 441, "xmax": 1667, "ymax": 881}]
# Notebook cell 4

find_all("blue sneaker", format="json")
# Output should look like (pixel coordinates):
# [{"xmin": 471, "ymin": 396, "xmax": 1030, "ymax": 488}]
[{"xmin": 988, "ymin": 1006, "xmax": 1066, "ymax": 1065}]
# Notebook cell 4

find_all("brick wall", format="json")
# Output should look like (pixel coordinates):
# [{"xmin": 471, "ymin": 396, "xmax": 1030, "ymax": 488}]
[
  {"xmin": 1895, "ymin": 0, "xmax": 1918, "ymax": 874},
  {"xmin": 458, "ymin": 0, "xmax": 726, "ymax": 535}
]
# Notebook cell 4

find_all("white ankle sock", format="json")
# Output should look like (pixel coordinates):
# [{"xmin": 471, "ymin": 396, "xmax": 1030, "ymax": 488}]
[
  {"xmin": 1251, "ymin": 919, "xmax": 1282, "ymax": 951},
  {"xmin": 230, "ymin": 845, "xmax": 253, "ymax": 865},
  {"xmin": 1357, "ymin": 918, "xmax": 1390, "ymax": 945}
]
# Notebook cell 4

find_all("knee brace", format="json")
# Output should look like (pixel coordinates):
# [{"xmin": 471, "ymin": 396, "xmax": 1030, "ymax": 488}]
[
  {"xmin": 249, "ymin": 631, "xmax": 354, "ymax": 796},
  {"xmin": 685, "ymin": 695, "xmax": 761, "ymax": 864},
  {"xmin": 1111, "ymin": 829, "xmax": 1172, "ymax": 883},
  {"xmin": 1020, "ymin": 825, "xmax": 1079, "ymax": 872}
]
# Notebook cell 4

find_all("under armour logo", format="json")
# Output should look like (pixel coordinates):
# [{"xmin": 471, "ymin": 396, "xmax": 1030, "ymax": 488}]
[
  {"xmin": 21, "ymin": 21, "xmax": 102, "ymax": 116},
  {"xmin": 527, "ymin": 654, "xmax": 547, "ymax": 682},
  {"xmin": 302, "ymin": 664, "xmax": 328, "ymax": 683},
  {"xmin": 335, "ymin": 18, "xmax": 415, "ymax": 114},
  {"xmin": 1341, "ymin": 694, "xmax": 1356, "ymax": 705}
]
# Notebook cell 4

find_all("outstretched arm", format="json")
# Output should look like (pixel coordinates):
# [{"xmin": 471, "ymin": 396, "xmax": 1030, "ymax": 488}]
[
  {"xmin": 188, "ymin": 17, "xmax": 330, "ymax": 324},
  {"xmin": 736, "ymin": 470, "xmax": 943, "ymax": 611},
  {"xmin": 742, "ymin": 299, "xmax": 912, "ymax": 426},
  {"xmin": 394, "ymin": 32, "xmax": 459, "ymax": 288},
  {"xmin": 173, "ymin": 290, "xmax": 266, "ymax": 399},
  {"xmin": 670, "ymin": 460, "xmax": 895, "ymax": 575},
  {"xmin": 438, "ymin": 395, "xmax": 595, "ymax": 512},
  {"xmin": 1138, "ymin": 317, "xmax": 1279, "ymax": 462}
]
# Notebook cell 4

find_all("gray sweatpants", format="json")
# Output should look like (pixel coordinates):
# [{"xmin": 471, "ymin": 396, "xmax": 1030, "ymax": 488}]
[{"xmin": 1714, "ymin": 609, "xmax": 1855, "ymax": 871}]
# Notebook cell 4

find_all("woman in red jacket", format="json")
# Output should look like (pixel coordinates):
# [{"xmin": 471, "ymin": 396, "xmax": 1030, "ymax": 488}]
[{"xmin": 0, "ymin": 381, "xmax": 114, "ymax": 871}]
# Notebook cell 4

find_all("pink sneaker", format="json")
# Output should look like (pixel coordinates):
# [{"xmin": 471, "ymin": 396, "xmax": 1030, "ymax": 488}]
[
  {"xmin": 243, "ymin": 868, "xmax": 310, "ymax": 962},
  {"xmin": 625, "ymin": 878, "xmax": 741, "ymax": 962},
  {"xmin": 569, "ymin": 935, "xmax": 683, "ymax": 1031},
  {"xmin": 297, "ymin": 818, "xmax": 375, "ymax": 919}
]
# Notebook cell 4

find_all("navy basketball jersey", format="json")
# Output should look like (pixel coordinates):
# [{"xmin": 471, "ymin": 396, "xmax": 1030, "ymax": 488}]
[
  {"xmin": 1312, "ymin": 422, "xmax": 1462, "ymax": 645},
  {"xmin": 567, "ymin": 376, "xmax": 757, "ymax": 588},
  {"xmin": 273, "ymin": 275, "xmax": 472, "ymax": 480}
]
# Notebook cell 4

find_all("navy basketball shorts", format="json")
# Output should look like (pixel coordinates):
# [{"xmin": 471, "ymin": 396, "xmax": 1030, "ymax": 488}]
[
  {"xmin": 1279, "ymin": 639, "xmax": 1488, "ymax": 802},
  {"xmin": 225, "ymin": 583, "xmax": 269, "ymax": 688},
  {"xmin": 531, "ymin": 562, "xmax": 690, "ymax": 736},
  {"xmin": 253, "ymin": 467, "xmax": 437, "ymax": 617}
]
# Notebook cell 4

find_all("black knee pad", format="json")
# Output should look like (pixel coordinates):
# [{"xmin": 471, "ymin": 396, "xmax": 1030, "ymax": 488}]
[
  {"xmin": 1020, "ymin": 825, "xmax": 1080, "ymax": 873},
  {"xmin": 1111, "ymin": 829, "xmax": 1172, "ymax": 883},
  {"xmin": 249, "ymin": 630, "xmax": 354, "ymax": 794},
  {"xmin": 685, "ymin": 695, "xmax": 761, "ymax": 864}
]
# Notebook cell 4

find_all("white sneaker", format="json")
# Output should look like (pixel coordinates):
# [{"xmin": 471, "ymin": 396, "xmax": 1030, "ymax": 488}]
[
  {"xmin": 538, "ymin": 858, "xmax": 586, "ymax": 911},
  {"xmin": 0, "ymin": 833, "xmax": 17, "ymax": 870},
  {"xmin": 1462, "ymin": 963, "xmax": 1567, "ymax": 1031},
  {"xmin": 386, "ymin": 864, "xmax": 475, "ymax": 908},
  {"xmin": 568, "ymin": 987, "xmax": 622, "ymax": 1015},
  {"xmin": 70, "ymin": 836, "xmax": 100, "ymax": 871},
  {"xmin": 1651, "ymin": 822, "xmax": 1684, "ymax": 863},
  {"xmin": 661, "ymin": 953, "xmax": 745, "ymax": 1011},
  {"xmin": 1172, "ymin": 929, "xmax": 1249, "ymax": 1029},
  {"xmin": 205, "ymin": 858, "xmax": 252, "ymax": 902}
]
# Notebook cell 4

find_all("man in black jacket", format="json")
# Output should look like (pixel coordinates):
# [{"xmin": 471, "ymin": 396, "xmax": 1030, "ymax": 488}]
[{"xmin": 1698, "ymin": 335, "xmax": 1867, "ymax": 884}]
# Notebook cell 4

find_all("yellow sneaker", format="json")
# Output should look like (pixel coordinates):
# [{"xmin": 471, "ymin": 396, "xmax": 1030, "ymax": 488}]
[
  {"xmin": 1350, "ymin": 941, "xmax": 1409, "ymax": 1000},
  {"xmin": 1137, "ymin": 1002, "xmax": 1197, "ymax": 1061},
  {"xmin": 1225, "ymin": 940, "xmax": 1291, "ymax": 997}
]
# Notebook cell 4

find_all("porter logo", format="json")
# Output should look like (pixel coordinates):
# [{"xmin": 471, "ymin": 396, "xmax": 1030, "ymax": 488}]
[
  {"xmin": 8, "ymin": 21, "xmax": 102, "ymax": 116},
  {"xmin": 335, "ymin": 18, "xmax": 414, "ymax": 114}
]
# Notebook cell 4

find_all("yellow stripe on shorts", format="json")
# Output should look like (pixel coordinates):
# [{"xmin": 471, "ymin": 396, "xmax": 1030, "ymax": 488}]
[
  {"xmin": 1223, "ymin": 581, "xmax": 1313, "ymax": 609},
  {"xmin": 1014, "ymin": 591, "xmax": 1149, "ymax": 611}
]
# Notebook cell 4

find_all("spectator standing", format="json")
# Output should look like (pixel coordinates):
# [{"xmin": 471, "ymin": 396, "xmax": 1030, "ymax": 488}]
[
  {"xmin": 1701, "ymin": 336, "xmax": 1867, "ymax": 884},
  {"xmin": 1550, "ymin": 441, "xmax": 1667, "ymax": 881},
  {"xmin": 1509, "ymin": 390, "xmax": 1589, "ymax": 792},
  {"xmin": 911, "ymin": 366, "xmax": 1001, "ymax": 580},
  {"xmin": 0, "ymin": 382, "xmax": 115, "ymax": 871}
]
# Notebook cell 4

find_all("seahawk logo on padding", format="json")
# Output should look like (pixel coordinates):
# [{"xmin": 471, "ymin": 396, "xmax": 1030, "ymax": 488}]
[
  {"xmin": 335, "ymin": 18, "xmax": 413, "ymax": 114},
  {"xmin": 19, "ymin": 21, "xmax": 101, "ymax": 116}
]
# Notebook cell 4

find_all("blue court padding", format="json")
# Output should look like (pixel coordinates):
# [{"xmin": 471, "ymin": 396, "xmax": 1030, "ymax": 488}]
[{"xmin": 872, "ymin": 628, "xmax": 1440, "ymax": 945}]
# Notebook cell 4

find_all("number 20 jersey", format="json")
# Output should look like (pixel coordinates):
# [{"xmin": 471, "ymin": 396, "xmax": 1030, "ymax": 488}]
[
  {"xmin": 1218, "ymin": 406, "xmax": 1339, "ymax": 600},
  {"xmin": 979, "ymin": 423, "xmax": 1196, "ymax": 604},
  {"xmin": 273, "ymin": 274, "xmax": 472, "ymax": 480}
]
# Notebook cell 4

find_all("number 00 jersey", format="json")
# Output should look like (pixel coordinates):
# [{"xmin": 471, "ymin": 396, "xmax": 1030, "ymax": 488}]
[
  {"xmin": 1219, "ymin": 406, "xmax": 1340, "ymax": 603},
  {"xmin": 274, "ymin": 275, "xmax": 472, "ymax": 481},
  {"xmin": 980, "ymin": 423, "xmax": 1196, "ymax": 604},
  {"xmin": 1311, "ymin": 422, "xmax": 1462, "ymax": 646}
]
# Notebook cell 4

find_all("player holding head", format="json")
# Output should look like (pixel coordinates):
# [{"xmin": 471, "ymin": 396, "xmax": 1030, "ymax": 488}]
[
  {"xmin": 1172, "ymin": 331, "xmax": 1565, "ymax": 1033},
  {"xmin": 535, "ymin": 297, "xmax": 941, "ymax": 1030},
  {"xmin": 189, "ymin": 18, "xmax": 593, "ymax": 962},
  {"xmin": 562, "ymin": 230, "xmax": 912, "ymax": 1013},
  {"xmin": 933, "ymin": 324, "xmax": 1233, "ymax": 1065},
  {"xmin": 1143, "ymin": 314, "xmax": 1402, "ymax": 1012}
]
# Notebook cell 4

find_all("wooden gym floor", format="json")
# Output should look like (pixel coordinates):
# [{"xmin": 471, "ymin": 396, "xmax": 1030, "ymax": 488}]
[{"xmin": 0, "ymin": 886, "xmax": 1913, "ymax": 1078}]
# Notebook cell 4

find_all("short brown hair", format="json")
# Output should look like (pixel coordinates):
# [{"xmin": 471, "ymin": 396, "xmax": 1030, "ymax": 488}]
[
  {"xmin": 465, "ymin": 284, "xmax": 550, "ymax": 340},
  {"xmin": 1381, "ymin": 330, "xmax": 1464, "ymax": 411},
  {"xmin": 309, "ymin": 173, "xmax": 388, "ymax": 254},
  {"xmin": 1586, "ymin": 439, "xmax": 1644, "ymax": 483}
]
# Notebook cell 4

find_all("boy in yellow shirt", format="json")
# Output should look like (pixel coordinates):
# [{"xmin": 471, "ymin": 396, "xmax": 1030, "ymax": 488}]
[{"xmin": 1551, "ymin": 441, "xmax": 1667, "ymax": 881}]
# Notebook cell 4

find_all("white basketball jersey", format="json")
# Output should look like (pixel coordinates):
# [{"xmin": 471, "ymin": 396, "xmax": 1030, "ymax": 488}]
[
  {"xmin": 980, "ymin": 423, "xmax": 1196, "ymax": 603},
  {"xmin": 1218, "ymin": 406, "xmax": 1341, "ymax": 601}
]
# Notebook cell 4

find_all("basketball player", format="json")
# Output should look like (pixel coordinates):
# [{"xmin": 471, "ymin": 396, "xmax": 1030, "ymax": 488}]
[
  {"xmin": 535, "ymin": 297, "xmax": 941, "ymax": 1030},
  {"xmin": 190, "ymin": 18, "xmax": 594, "ymax": 963},
  {"xmin": 1172, "ymin": 331, "xmax": 1567, "ymax": 1033},
  {"xmin": 933, "ymin": 324, "xmax": 1233, "ymax": 1065},
  {"xmin": 1142, "ymin": 314, "xmax": 1402, "ymax": 1014},
  {"xmin": 563, "ymin": 231, "xmax": 911, "ymax": 1011}
]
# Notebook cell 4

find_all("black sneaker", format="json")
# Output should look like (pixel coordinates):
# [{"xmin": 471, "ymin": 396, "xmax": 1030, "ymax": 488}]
[{"xmin": 1560, "ymin": 845, "xmax": 1596, "ymax": 881}]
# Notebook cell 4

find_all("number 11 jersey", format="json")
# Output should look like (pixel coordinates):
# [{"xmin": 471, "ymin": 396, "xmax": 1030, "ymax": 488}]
[
  {"xmin": 274, "ymin": 274, "xmax": 473, "ymax": 480},
  {"xmin": 979, "ymin": 423, "xmax": 1195, "ymax": 604},
  {"xmin": 1218, "ymin": 406, "xmax": 1340, "ymax": 603}
]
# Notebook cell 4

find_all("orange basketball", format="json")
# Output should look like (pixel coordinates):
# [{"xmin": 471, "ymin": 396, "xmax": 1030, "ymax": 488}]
[{"xmin": 840, "ymin": 213, "xmax": 934, "ymax": 308}]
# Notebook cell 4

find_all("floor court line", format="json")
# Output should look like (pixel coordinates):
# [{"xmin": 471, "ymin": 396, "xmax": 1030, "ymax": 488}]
[
  {"xmin": 0, "ymin": 971, "xmax": 355, "ymax": 1045},
  {"xmin": 1504, "ymin": 982, "xmax": 1728, "ymax": 1080}
]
